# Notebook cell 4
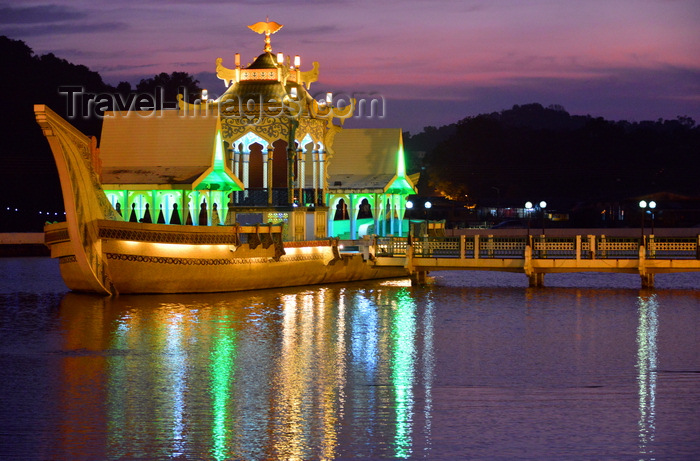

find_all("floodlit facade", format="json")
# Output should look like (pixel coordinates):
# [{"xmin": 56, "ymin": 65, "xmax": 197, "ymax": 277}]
[{"xmin": 99, "ymin": 21, "xmax": 416, "ymax": 241}]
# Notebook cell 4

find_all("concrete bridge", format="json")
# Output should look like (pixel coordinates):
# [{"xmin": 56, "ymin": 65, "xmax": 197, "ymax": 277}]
[{"xmin": 358, "ymin": 233, "xmax": 700, "ymax": 288}]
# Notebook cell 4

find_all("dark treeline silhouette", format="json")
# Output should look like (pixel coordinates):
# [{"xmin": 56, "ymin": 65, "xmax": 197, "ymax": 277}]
[
  {"xmin": 2, "ymin": 35, "xmax": 698, "ymax": 230},
  {"xmin": 404, "ymin": 103, "xmax": 700, "ymax": 206},
  {"xmin": 0, "ymin": 36, "xmax": 201, "ymax": 231}
]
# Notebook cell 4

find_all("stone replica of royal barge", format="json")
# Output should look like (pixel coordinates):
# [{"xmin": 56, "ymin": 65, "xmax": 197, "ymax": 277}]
[{"xmin": 36, "ymin": 21, "xmax": 416, "ymax": 295}]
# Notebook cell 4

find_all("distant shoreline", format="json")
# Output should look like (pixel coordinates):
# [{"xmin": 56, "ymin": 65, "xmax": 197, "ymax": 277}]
[{"xmin": 447, "ymin": 228, "xmax": 700, "ymax": 237}]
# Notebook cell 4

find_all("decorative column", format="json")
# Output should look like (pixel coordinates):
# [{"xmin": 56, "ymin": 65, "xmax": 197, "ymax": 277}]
[
  {"xmin": 298, "ymin": 147, "xmax": 305, "ymax": 205},
  {"xmin": 373, "ymin": 193, "xmax": 380, "ymax": 236},
  {"xmin": 327, "ymin": 198, "xmax": 334, "ymax": 237},
  {"xmin": 262, "ymin": 145, "xmax": 270, "ymax": 189},
  {"xmin": 312, "ymin": 146, "xmax": 319, "ymax": 205},
  {"xmin": 287, "ymin": 145, "xmax": 296, "ymax": 205},
  {"xmin": 267, "ymin": 146, "xmax": 274, "ymax": 205},
  {"xmin": 233, "ymin": 145, "xmax": 241, "ymax": 204},
  {"xmin": 390, "ymin": 194, "xmax": 397, "ymax": 235},
  {"xmin": 319, "ymin": 149, "xmax": 326, "ymax": 206},
  {"xmin": 233, "ymin": 146, "xmax": 241, "ymax": 180},
  {"xmin": 242, "ymin": 149, "xmax": 250, "ymax": 199},
  {"xmin": 229, "ymin": 148, "xmax": 236, "ymax": 176},
  {"xmin": 349, "ymin": 194, "xmax": 357, "ymax": 240},
  {"xmin": 122, "ymin": 190, "xmax": 129, "ymax": 221}
]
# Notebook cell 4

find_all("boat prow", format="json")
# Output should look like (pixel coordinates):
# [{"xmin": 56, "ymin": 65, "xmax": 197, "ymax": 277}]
[{"xmin": 36, "ymin": 105, "xmax": 121, "ymax": 295}]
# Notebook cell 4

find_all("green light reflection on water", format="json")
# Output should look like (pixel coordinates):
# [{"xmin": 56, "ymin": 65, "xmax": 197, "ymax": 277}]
[
  {"xmin": 209, "ymin": 318, "xmax": 237, "ymax": 461},
  {"xmin": 390, "ymin": 288, "xmax": 417, "ymax": 458}
]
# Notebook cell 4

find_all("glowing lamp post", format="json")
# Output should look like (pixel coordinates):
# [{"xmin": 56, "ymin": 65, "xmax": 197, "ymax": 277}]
[
  {"xmin": 639, "ymin": 200, "xmax": 657, "ymax": 238},
  {"xmin": 539, "ymin": 200, "xmax": 547, "ymax": 234},
  {"xmin": 525, "ymin": 201, "xmax": 533, "ymax": 237},
  {"xmin": 424, "ymin": 201, "xmax": 432, "ymax": 236}
]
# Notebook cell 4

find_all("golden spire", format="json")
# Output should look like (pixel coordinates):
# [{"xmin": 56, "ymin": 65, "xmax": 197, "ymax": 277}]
[{"xmin": 248, "ymin": 20, "xmax": 283, "ymax": 53}]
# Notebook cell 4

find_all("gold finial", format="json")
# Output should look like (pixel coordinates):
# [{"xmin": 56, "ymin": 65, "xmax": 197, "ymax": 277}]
[{"xmin": 248, "ymin": 20, "xmax": 283, "ymax": 53}]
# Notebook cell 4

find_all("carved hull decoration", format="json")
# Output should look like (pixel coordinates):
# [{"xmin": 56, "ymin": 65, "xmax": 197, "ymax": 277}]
[{"xmin": 35, "ymin": 105, "xmax": 406, "ymax": 295}]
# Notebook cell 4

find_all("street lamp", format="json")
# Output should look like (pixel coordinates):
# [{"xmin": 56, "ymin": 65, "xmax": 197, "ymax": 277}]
[
  {"xmin": 539, "ymin": 200, "xmax": 547, "ymax": 234},
  {"xmin": 405, "ymin": 200, "xmax": 414, "ymax": 243},
  {"xmin": 524, "ymin": 201, "xmax": 533, "ymax": 237},
  {"xmin": 424, "ymin": 201, "xmax": 432, "ymax": 236},
  {"xmin": 639, "ymin": 200, "xmax": 657, "ymax": 237}
]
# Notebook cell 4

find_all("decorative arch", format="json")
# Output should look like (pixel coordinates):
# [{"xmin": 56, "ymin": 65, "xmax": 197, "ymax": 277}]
[{"xmin": 157, "ymin": 191, "xmax": 182, "ymax": 225}]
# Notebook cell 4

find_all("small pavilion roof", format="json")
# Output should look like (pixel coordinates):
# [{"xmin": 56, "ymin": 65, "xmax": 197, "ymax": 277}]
[
  {"xmin": 99, "ymin": 110, "xmax": 218, "ymax": 187},
  {"xmin": 325, "ymin": 128, "xmax": 416, "ymax": 194}
]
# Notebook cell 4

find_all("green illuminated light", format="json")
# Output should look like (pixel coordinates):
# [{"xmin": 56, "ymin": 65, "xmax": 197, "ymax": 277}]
[
  {"xmin": 386, "ymin": 141, "xmax": 415, "ymax": 194},
  {"xmin": 391, "ymin": 289, "xmax": 416, "ymax": 458},
  {"xmin": 210, "ymin": 328, "xmax": 237, "ymax": 461},
  {"xmin": 197, "ymin": 130, "xmax": 243, "ymax": 191}
]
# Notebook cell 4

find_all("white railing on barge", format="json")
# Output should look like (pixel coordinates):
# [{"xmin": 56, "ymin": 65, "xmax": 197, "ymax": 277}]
[{"xmin": 371, "ymin": 234, "xmax": 700, "ymax": 288}]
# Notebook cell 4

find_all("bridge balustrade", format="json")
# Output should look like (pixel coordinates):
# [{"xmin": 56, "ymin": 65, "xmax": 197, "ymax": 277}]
[
  {"xmin": 412, "ymin": 237, "xmax": 460, "ymax": 258},
  {"xmin": 374, "ymin": 235, "xmax": 700, "ymax": 260},
  {"xmin": 479, "ymin": 236, "xmax": 527, "ymax": 259},
  {"xmin": 595, "ymin": 237, "xmax": 640, "ymax": 259},
  {"xmin": 646, "ymin": 237, "xmax": 699, "ymax": 259},
  {"xmin": 533, "ymin": 237, "xmax": 578, "ymax": 259},
  {"xmin": 376, "ymin": 237, "xmax": 408, "ymax": 257}
]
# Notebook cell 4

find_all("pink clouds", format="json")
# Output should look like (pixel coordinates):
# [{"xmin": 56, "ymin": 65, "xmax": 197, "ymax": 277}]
[{"xmin": 1, "ymin": 0, "xmax": 698, "ymax": 131}]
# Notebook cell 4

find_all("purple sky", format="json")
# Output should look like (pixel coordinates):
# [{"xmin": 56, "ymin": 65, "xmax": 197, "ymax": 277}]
[{"xmin": 2, "ymin": 0, "xmax": 699, "ymax": 133}]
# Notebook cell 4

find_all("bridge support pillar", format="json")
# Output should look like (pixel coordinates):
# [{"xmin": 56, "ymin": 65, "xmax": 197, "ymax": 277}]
[
  {"xmin": 528, "ymin": 272, "xmax": 545, "ymax": 287},
  {"xmin": 410, "ymin": 270, "xmax": 428, "ymax": 286},
  {"xmin": 640, "ymin": 273, "xmax": 655, "ymax": 289}
]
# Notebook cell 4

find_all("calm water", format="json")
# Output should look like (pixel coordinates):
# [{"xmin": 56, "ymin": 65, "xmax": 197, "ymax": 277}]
[{"xmin": 0, "ymin": 257, "xmax": 699, "ymax": 460}]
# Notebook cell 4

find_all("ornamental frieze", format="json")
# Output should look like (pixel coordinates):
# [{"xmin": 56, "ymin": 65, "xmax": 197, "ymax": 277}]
[
  {"xmin": 297, "ymin": 118, "xmax": 325, "ymax": 145},
  {"xmin": 220, "ymin": 116, "xmax": 292, "ymax": 145},
  {"xmin": 104, "ymin": 252, "xmax": 324, "ymax": 266}
]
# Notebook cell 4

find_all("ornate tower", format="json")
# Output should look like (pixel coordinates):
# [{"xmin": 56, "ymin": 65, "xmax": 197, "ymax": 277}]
[{"xmin": 179, "ymin": 20, "xmax": 352, "ymax": 239}]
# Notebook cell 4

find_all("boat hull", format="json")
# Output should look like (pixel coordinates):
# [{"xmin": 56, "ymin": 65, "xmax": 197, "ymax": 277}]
[{"xmin": 46, "ymin": 221, "xmax": 407, "ymax": 294}]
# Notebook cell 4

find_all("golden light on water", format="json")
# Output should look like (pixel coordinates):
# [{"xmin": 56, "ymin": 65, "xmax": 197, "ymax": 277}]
[
  {"xmin": 41, "ymin": 274, "xmax": 700, "ymax": 459},
  {"xmin": 379, "ymin": 278, "xmax": 412, "ymax": 287}
]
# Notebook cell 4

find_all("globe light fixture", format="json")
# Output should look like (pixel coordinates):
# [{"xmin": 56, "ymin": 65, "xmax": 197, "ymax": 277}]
[
  {"xmin": 639, "ymin": 200, "xmax": 658, "ymax": 236},
  {"xmin": 540, "ymin": 201, "xmax": 547, "ymax": 234},
  {"xmin": 524, "ymin": 202, "xmax": 534, "ymax": 237}
]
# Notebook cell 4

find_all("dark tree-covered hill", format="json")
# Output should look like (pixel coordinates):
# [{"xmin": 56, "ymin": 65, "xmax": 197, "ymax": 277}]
[
  {"xmin": 414, "ymin": 103, "xmax": 699, "ymax": 203},
  {"xmin": 0, "ymin": 36, "xmax": 201, "ymax": 231}
]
